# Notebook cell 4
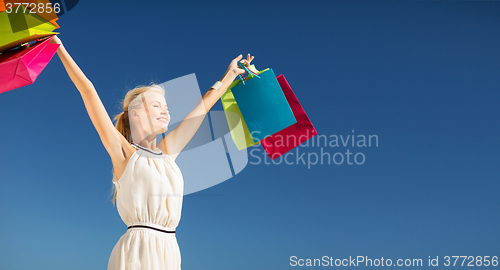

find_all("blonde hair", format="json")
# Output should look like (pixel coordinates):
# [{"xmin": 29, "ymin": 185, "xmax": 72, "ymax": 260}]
[{"xmin": 110, "ymin": 84, "xmax": 166, "ymax": 205}]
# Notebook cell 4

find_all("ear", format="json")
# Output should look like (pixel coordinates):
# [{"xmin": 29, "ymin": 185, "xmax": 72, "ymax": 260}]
[{"xmin": 130, "ymin": 109, "xmax": 139, "ymax": 119}]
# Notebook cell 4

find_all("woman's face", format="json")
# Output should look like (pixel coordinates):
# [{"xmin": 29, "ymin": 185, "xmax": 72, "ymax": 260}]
[{"xmin": 131, "ymin": 91, "xmax": 170, "ymax": 135}]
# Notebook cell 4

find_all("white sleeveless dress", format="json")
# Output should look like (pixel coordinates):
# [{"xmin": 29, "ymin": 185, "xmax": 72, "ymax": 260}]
[{"xmin": 108, "ymin": 143, "xmax": 184, "ymax": 270}]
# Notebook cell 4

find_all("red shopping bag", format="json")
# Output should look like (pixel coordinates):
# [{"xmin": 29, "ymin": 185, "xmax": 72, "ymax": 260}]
[
  {"xmin": 0, "ymin": 35, "xmax": 59, "ymax": 94},
  {"xmin": 261, "ymin": 74, "xmax": 318, "ymax": 160}
]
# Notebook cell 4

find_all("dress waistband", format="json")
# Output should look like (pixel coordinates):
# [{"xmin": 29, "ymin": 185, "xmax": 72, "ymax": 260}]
[{"xmin": 127, "ymin": 222, "xmax": 176, "ymax": 234}]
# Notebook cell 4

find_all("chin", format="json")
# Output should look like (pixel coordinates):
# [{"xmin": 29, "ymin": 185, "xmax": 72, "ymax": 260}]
[
  {"xmin": 157, "ymin": 124, "xmax": 169, "ymax": 133},
  {"xmin": 155, "ymin": 120, "xmax": 169, "ymax": 132}
]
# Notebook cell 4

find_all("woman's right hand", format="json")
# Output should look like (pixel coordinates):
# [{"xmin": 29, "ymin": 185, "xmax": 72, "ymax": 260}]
[
  {"xmin": 49, "ymin": 35, "xmax": 62, "ymax": 45},
  {"xmin": 227, "ymin": 53, "xmax": 255, "ymax": 76}
]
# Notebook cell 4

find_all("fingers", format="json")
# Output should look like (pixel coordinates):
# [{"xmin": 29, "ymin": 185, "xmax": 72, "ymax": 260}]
[
  {"xmin": 231, "ymin": 54, "xmax": 243, "ymax": 66},
  {"xmin": 233, "ymin": 53, "xmax": 255, "ymax": 70},
  {"xmin": 246, "ymin": 54, "xmax": 255, "ymax": 65},
  {"xmin": 247, "ymin": 53, "xmax": 254, "ymax": 62},
  {"xmin": 238, "ymin": 54, "xmax": 255, "ymax": 67}
]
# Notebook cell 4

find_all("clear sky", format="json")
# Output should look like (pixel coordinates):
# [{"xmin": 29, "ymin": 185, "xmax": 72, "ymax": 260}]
[{"xmin": 1, "ymin": 0, "xmax": 499, "ymax": 269}]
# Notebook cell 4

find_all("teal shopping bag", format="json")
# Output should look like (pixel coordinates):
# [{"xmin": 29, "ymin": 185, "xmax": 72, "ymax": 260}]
[{"xmin": 230, "ymin": 68, "xmax": 297, "ymax": 142}]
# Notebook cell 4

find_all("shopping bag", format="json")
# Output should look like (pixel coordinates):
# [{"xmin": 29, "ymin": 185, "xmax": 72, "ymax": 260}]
[
  {"xmin": 230, "ymin": 68, "xmax": 297, "ymax": 142},
  {"xmin": 221, "ymin": 65, "xmax": 270, "ymax": 150},
  {"xmin": 261, "ymin": 75, "xmax": 318, "ymax": 160},
  {"xmin": 0, "ymin": 35, "xmax": 60, "ymax": 94},
  {"xmin": 0, "ymin": 8, "xmax": 58, "ymax": 52}
]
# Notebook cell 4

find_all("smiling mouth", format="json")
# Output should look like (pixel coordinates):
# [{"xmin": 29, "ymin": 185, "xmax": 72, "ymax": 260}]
[{"xmin": 157, "ymin": 118, "xmax": 169, "ymax": 124}]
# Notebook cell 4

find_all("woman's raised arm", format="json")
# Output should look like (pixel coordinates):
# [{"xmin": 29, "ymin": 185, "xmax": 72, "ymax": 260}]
[
  {"xmin": 158, "ymin": 54, "xmax": 254, "ymax": 160},
  {"xmin": 51, "ymin": 36, "xmax": 130, "ymax": 163}
]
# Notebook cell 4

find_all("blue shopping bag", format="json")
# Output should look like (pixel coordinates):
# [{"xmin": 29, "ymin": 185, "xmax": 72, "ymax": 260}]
[{"xmin": 230, "ymin": 68, "xmax": 297, "ymax": 142}]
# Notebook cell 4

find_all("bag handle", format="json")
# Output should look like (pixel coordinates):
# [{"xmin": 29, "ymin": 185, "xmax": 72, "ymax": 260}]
[{"xmin": 237, "ymin": 60, "xmax": 261, "ymax": 85}]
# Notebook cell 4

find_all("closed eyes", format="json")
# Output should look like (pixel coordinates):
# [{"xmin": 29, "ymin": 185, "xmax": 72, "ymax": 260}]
[{"xmin": 152, "ymin": 102, "xmax": 168, "ymax": 110}]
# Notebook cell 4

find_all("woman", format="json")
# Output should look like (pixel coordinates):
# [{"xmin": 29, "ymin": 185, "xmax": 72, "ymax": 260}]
[{"xmin": 50, "ymin": 35, "xmax": 254, "ymax": 269}]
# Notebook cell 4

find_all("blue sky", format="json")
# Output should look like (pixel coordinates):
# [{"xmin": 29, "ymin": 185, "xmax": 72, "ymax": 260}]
[{"xmin": 1, "ymin": 0, "xmax": 499, "ymax": 269}]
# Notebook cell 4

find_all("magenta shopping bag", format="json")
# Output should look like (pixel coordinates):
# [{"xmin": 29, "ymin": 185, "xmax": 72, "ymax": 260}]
[
  {"xmin": 261, "ymin": 74, "xmax": 318, "ymax": 160},
  {"xmin": 0, "ymin": 35, "xmax": 59, "ymax": 94}
]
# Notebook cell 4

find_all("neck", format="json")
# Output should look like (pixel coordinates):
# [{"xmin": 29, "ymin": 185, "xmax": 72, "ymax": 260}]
[{"xmin": 131, "ymin": 132, "xmax": 158, "ymax": 151}]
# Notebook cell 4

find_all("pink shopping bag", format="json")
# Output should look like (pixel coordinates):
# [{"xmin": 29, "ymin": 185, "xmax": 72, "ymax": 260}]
[
  {"xmin": 0, "ymin": 35, "xmax": 59, "ymax": 94},
  {"xmin": 261, "ymin": 74, "xmax": 318, "ymax": 160}
]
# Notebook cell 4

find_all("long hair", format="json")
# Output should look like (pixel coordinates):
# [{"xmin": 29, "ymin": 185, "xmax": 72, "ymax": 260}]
[{"xmin": 110, "ymin": 84, "xmax": 166, "ymax": 205}]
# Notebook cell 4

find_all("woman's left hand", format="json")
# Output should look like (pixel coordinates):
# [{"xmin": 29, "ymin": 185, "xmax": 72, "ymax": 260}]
[{"xmin": 228, "ymin": 53, "xmax": 255, "ymax": 76}]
